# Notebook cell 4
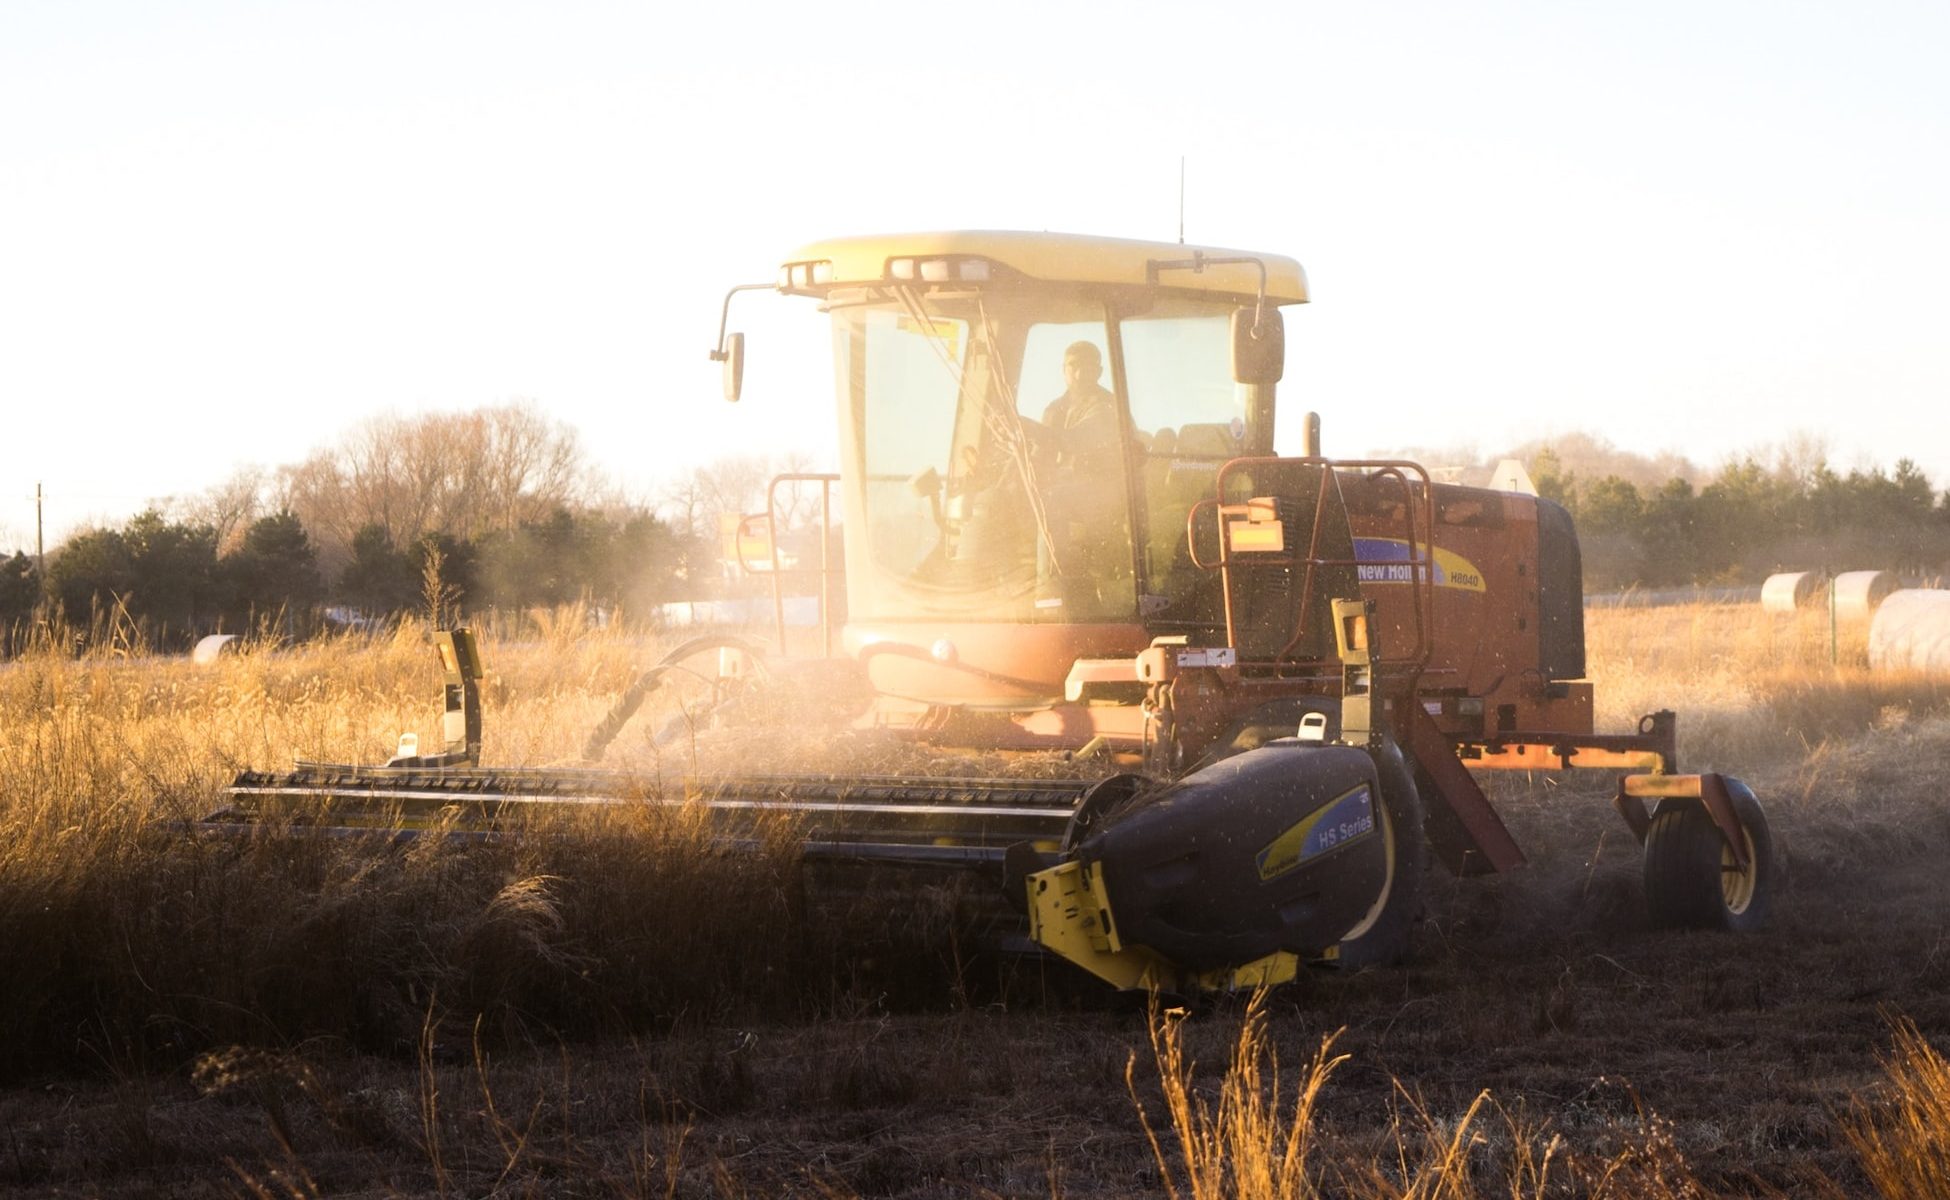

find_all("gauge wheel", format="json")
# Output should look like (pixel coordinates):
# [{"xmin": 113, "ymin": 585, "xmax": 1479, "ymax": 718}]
[{"xmin": 1643, "ymin": 778, "xmax": 1776, "ymax": 933}]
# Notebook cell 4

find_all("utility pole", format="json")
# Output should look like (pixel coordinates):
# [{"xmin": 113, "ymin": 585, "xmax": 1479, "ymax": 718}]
[
  {"xmin": 1177, "ymin": 156, "xmax": 1186, "ymax": 245},
  {"xmin": 35, "ymin": 482, "xmax": 45, "ymax": 593}
]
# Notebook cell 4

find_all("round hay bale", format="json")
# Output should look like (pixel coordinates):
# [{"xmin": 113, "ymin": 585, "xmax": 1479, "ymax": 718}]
[
  {"xmin": 1760, "ymin": 571, "xmax": 1821, "ymax": 613},
  {"xmin": 1868, "ymin": 590, "xmax": 1950, "ymax": 673},
  {"xmin": 191, "ymin": 633, "xmax": 240, "ymax": 665},
  {"xmin": 1832, "ymin": 570, "xmax": 1899, "ymax": 622}
]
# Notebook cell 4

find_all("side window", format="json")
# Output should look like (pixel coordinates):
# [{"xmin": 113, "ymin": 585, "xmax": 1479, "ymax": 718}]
[
  {"xmin": 1120, "ymin": 311, "xmax": 1242, "ymax": 624},
  {"xmin": 1123, "ymin": 315, "xmax": 1247, "ymax": 455}
]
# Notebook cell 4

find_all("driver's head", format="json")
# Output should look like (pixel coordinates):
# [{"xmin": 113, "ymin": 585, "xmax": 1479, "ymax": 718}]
[{"xmin": 1062, "ymin": 341, "xmax": 1104, "ymax": 393}]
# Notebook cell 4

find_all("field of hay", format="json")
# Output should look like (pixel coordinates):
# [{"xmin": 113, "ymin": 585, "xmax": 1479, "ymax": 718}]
[{"xmin": 1, "ymin": 601, "xmax": 1948, "ymax": 1197}]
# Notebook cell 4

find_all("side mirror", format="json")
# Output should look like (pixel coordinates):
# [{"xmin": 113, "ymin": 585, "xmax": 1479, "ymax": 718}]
[
  {"xmin": 719, "ymin": 331, "xmax": 745, "ymax": 403},
  {"xmin": 1230, "ymin": 307, "xmax": 1284, "ymax": 386}
]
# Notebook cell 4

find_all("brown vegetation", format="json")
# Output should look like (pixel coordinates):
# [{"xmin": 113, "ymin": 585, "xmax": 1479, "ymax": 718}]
[{"xmin": 0, "ymin": 601, "xmax": 1946, "ymax": 1194}]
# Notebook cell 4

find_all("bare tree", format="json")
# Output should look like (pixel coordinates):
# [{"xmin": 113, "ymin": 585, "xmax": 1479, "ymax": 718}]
[
  {"xmin": 172, "ymin": 466, "xmax": 268, "ymax": 555},
  {"xmin": 443, "ymin": 404, "xmax": 586, "ymax": 538},
  {"xmin": 657, "ymin": 452, "xmax": 828, "ymax": 589},
  {"xmin": 660, "ymin": 452, "xmax": 818, "ymax": 541},
  {"xmin": 1768, "ymin": 431, "xmax": 1834, "ymax": 490},
  {"xmin": 280, "ymin": 401, "xmax": 593, "ymax": 560}
]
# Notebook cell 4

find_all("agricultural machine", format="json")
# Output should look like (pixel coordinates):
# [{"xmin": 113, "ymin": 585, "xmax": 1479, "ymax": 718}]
[{"xmin": 217, "ymin": 232, "xmax": 1779, "ymax": 992}]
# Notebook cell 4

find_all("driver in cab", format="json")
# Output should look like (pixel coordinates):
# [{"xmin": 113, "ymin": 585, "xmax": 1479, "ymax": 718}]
[
  {"xmin": 1033, "ymin": 340, "xmax": 1131, "ymax": 595},
  {"xmin": 1041, "ymin": 341, "xmax": 1122, "ymax": 475}
]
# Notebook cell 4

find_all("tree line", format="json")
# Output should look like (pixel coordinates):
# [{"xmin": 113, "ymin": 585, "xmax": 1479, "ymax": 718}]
[
  {"xmin": 2, "ymin": 403, "xmax": 803, "ymax": 654},
  {"xmin": 0, "ymin": 505, "xmax": 700, "ymax": 653},
  {"xmin": 13, "ymin": 410, "xmax": 1949, "ymax": 652},
  {"xmin": 1532, "ymin": 444, "xmax": 1950, "ymax": 590}
]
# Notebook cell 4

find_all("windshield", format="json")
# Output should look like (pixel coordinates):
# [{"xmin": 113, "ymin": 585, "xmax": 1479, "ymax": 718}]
[{"xmin": 832, "ymin": 286, "xmax": 1253, "ymax": 625}]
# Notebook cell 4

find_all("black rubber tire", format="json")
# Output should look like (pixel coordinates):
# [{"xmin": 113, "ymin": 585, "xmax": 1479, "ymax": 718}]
[
  {"xmin": 1643, "ymin": 778, "xmax": 1776, "ymax": 933},
  {"xmin": 1060, "ymin": 774, "xmax": 1151, "ymax": 852},
  {"xmin": 1332, "ymin": 738, "xmax": 1428, "ymax": 968}
]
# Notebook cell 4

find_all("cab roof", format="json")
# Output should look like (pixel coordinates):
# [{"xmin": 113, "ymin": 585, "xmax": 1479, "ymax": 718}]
[{"xmin": 780, "ymin": 230, "xmax": 1308, "ymax": 304}]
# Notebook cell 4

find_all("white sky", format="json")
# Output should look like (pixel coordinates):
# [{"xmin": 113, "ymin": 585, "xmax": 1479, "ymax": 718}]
[{"xmin": 3, "ymin": 0, "xmax": 1946, "ymax": 552}]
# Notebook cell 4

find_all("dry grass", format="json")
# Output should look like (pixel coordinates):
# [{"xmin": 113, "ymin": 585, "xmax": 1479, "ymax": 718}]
[
  {"xmin": 1130, "ymin": 992, "xmax": 1343, "ymax": 1200},
  {"xmin": 1131, "ymin": 991, "xmax": 1724, "ymax": 1200},
  {"xmin": 1583, "ymin": 601, "xmax": 1950, "ymax": 773},
  {"xmin": 0, "ymin": 609, "xmax": 981, "ymax": 1080},
  {"xmin": 1, "ymin": 597, "xmax": 1948, "ymax": 1194},
  {"xmin": 1845, "ymin": 1017, "xmax": 1950, "ymax": 1200}
]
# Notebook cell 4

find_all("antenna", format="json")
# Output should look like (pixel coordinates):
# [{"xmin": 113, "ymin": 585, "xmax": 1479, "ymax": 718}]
[{"xmin": 1177, "ymin": 156, "xmax": 1185, "ymax": 244}]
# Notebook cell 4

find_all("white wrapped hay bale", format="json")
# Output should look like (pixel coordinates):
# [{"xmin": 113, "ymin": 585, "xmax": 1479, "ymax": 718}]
[
  {"xmin": 1832, "ymin": 570, "xmax": 1899, "ymax": 622},
  {"xmin": 1760, "ymin": 571, "xmax": 1822, "ymax": 613},
  {"xmin": 1868, "ymin": 590, "xmax": 1950, "ymax": 673},
  {"xmin": 191, "ymin": 633, "xmax": 239, "ymax": 664}
]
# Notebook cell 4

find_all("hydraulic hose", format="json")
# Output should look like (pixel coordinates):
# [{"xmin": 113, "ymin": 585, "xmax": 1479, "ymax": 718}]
[{"xmin": 581, "ymin": 634, "xmax": 767, "ymax": 763}]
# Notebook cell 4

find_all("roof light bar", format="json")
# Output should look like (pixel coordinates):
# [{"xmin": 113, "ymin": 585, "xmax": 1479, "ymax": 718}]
[
  {"xmin": 780, "ymin": 254, "xmax": 996, "ymax": 291},
  {"xmin": 777, "ymin": 260, "xmax": 835, "ymax": 291},
  {"xmin": 884, "ymin": 256, "xmax": 994, "ymax": 285}
]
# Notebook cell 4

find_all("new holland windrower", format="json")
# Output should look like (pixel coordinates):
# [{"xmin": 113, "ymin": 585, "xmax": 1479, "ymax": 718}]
[{"xmin": 213, "ymin": 232, "xmax": 1779, "ymax": 992}]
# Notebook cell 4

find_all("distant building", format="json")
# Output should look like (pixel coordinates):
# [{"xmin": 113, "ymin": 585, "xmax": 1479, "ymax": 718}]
[{"xmin": 1487, "ymin": 459, "xmax": 1538, "ymax": 495}]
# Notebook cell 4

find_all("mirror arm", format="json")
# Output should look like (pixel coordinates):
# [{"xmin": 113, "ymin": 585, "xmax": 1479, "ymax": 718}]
[
  {"xmin": 1146, "ymin": 253, "xmax": 1270, "ymax": 335},
  {"xmin": 710, "ymin": 282, "xmax": 776, "ymax": 361}
]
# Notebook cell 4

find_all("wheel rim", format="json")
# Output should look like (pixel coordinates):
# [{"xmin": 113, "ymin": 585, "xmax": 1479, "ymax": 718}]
[{"xmin": 1720, "ymin": 827, "xmax": 1758, "ymax": 915}]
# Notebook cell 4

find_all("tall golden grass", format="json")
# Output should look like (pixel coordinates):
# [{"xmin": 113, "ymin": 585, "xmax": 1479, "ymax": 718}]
[
  {"xmin": 1845, "ymin": 1017, "xmax": 1950, "ymax": 1200},
  {"xmin": 1130, "ymin": 992, "xmax": 1343, "ymax": 1200},
  {"xmin": 0, "ymin": 606, "xmax": 980, "ymax": 1077},
  {"xmin": 1583, "ymin": 600, "xmax": 1950, "ymax": 767},
  {"xmin": 1132, "ymin": 994, "xmax": 1949, "ymax": 1200},
  {"xmin": 1131, "ymin": 991, "xmax": 1589, "ymax": 1199}
]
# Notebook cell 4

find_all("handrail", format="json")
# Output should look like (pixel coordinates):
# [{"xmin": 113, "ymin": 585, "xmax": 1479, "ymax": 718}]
[
  {"xmin": 733, "ymin": 473, "xmax": 843, "ymax": 657},
  {"xmin": 1186, "ymin": 457, "xmax": 1437, "ymax": 675}
]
